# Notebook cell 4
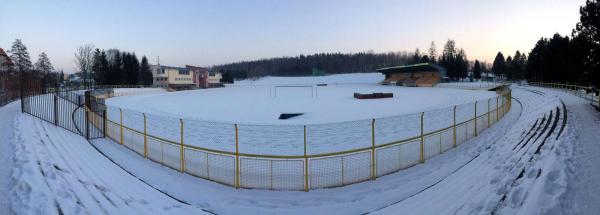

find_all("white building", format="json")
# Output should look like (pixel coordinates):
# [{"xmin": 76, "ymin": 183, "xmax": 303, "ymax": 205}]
[{"xmin": 151, "ymin": 65, "xmax": 194, "ymax": 88}]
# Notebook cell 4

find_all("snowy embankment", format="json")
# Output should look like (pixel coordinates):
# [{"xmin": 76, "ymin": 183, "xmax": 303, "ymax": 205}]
[{"xmin": 2, "ymin": 85, "xmax": 599, "ymax": 214}]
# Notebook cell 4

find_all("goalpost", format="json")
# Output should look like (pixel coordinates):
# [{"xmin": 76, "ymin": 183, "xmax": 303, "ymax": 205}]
[{"xmin": 271, "ymin": 85, "xmax": 316, "ymax": 98}]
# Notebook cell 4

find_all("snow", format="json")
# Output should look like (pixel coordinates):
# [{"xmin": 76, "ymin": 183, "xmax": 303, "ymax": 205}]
[
  {"xmin": 104, "ymin": 74, "xmax": 500, "ymax": 156},
  {"xmin": 0, "ymin": 101, "xmax": 209, "ymax": 214},
  {"xmin": 0, "ymin": 102, "xmax": 18, "ymax": 215},
  {"xmin": 3, "ymin": 83, "xmax": 600, "ymax": 214},
  {"xmin": 436, "ymin": 81, "xmax": 503, "ymax": 90},
  {"xmin": 107, "ymin": 84, "xmax": 496, "ymax": 125},
  {"xmin": 531, "ymin": 87, "xmax": 600, "ymax": 214},
  {"xmin": 233, "ymin": 73, "xmax": 385, "ymax": 86},
  {"xmin": 112, "ymin": 88, "xmax": 167, "ymax": 97}
]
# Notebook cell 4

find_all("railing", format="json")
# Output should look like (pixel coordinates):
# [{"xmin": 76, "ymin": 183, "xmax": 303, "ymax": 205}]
[
  {"xmin": 91, "ymin": 86, "xmax": 512, "ymax": 191},
  {"xmin": 529, "ymin": 82, "xmax": 599, "ymax": 109}
]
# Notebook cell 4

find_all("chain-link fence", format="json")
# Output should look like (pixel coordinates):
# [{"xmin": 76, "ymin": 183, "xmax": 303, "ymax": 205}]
[{"xmin": 93, "ymin": 86, "xmax": 512, "ymax": 191}]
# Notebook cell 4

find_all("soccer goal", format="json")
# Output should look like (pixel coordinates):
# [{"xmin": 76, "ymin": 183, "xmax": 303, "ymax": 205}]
[{"xmin": 271, "ymin": 85, "xmax": 316, "ymax": 98}]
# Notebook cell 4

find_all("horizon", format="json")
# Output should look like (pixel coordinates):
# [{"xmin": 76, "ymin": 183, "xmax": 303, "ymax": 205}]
[{"xmin": 1, "ymin": 0, "xmax": 584, "ymax": 73}]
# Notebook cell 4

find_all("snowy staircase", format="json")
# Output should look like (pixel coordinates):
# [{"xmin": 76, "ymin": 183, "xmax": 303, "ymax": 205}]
[{"xmin": 491, "ymin": 89, "xmax": 568, "ymax": 214}]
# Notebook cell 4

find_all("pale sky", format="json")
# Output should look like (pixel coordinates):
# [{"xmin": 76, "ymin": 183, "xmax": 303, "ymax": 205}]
[{"xmin": 0, "ymin": 0, "xmax": 584, "ymax": 73}]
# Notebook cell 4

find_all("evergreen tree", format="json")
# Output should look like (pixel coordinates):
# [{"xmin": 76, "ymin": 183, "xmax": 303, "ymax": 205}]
[
  {"xmin": 505, "ymin": 56, "xmax": 513, "ymax": 80},
  {"xmin": 412, "ymin": 48, "xmax": 421, "ymax": 64},
  {"xmin": 573, "ymin": 0, "xmax": 600, "ymax": 86},
  {"xmin": 34, "ymin": 52, "xmax": 54, "ymax": 74},
  {"xmin": 492, "ymin": 52, "xmax": 506, "ymax": 79},
  {"xmin": 441, "ymin": 39, "xmax": 457, "ymax": 78},
  {"xmin": 509, "ymin": 51, "xmax": 526, "ymax": 80},
  {"xmin": 8, "ymin": 39, "xmax": 33, "ymax": 72},
  {"xmin": 59, "ymin": 70, "xmax": 65, "ymax": 84},
  {"xmin": 456, "ymin": 48, "xmax": 469, "ymax": 79},
  {"xmin": 139, "ymin": 56, "xmax": 152, "ymax": 86},
  {"xmin": 107, "ymin": 49, "xmax": 123, "ymax": 85},
  {"xmin": 428, "ymin": 41, "xmax": 437, "ymax": 63},
  {"xmin": 473, "ymin": 60, "xmax": 482, "ymax": 80},
  {"xmin": 92, "ymin": 49, "xmax": 110, "ymax": 85}
]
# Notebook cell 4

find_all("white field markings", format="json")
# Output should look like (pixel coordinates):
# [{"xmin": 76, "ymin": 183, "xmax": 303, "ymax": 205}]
[{"xmin": 8, "ymin": 107, "xmax": 208, "ymax": 214}]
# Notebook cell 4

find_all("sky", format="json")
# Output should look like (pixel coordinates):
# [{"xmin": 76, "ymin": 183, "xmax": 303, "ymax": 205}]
[{"xmin": 0, "ymin": 0, "xmax": 585, "ymax": 73}]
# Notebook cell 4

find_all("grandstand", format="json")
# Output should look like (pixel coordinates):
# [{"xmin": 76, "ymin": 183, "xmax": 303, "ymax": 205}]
[{"xmin": 377, "ymin": 63, "xmax": 446, "ymax": 87}]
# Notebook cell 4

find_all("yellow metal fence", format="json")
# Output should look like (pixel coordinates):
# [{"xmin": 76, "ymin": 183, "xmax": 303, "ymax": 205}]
[{"xmin": 95, "ymin": 88, "xmax": 512, "ymax": 191}]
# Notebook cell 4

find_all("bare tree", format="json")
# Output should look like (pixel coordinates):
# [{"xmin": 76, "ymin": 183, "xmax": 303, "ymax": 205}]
[{"xmin": 74, "ymin": 43, "xmax": 95, "ymax": 88}]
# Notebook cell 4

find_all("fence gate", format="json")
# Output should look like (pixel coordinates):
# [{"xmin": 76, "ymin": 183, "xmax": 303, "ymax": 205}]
[{"xmin": 21, "ymin": 79, "xmax": 107, "ymax": 140}]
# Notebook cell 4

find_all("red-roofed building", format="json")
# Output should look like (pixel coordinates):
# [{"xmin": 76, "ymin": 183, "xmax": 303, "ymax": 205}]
[{"xmin": 0, "ymin": 48, "xmax": 14, "ymax": 68}]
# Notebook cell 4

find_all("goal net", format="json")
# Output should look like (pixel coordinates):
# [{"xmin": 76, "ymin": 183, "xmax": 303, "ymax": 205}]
[{"xmin": 272, "ymin": 85, "xmax": 316, "ymax": 98}]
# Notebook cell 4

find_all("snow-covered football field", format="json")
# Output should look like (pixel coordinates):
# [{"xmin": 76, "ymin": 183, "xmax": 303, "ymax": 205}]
[
  {"xmin": 106, "ymin": 73, "xmax": 496, "ymax": 125},
  {"xmin": 104, "ymin": 74, "xmax": 503, "ymax": 156}
]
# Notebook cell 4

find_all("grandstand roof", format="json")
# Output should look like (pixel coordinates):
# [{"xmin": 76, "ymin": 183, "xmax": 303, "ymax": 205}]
[{"xmin": 376, "ymin": 63, "xmax": 446, "ymax": 75}]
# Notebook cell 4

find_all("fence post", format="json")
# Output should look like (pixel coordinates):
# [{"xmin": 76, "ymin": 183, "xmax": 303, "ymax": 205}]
[
  {"xmin": 420, "ymin": 112, "xmax": 424, "ymax": 163},
  {"xmin": 119, "ymin": 108, "xmax": 123, "ymax": 144},
  {"xmin": 235, "ymin": 124, "xmax": 240, "ymax": 189},
  {"xmin": 19, "ymin": 73, "xmax": 24, "ymax": 113},
  {"xmin": 143, "ymin": 113, "xmax": 147, "ymax": 159},
  {"xmin": 103, "ymin": 110, "xmax": 107, "ymax": 138},
  {"xmin": 474, "ymin": 101, "xmax": 478, "ymax": 137},
  {"xmin": 85, "ymin": 108, "xmax": 90, "ymax": 139},
  {"xmin": 496, "ymin": 96, "xmax": 499, "ymax": 121},
  {"xmin": 453, "ymin": 105, "xmax": 456, "ymax": 148},
  {"xmin": 180, "ymin": 118, "xmax": 184, "ymax": 172},
  {"xmin": 304, "ymin": 125, "xmax": 309, "ymax": 192},
  {"xmin": 501, "ymin": 94, "xmax": 505, "ymax": 117},
  {"xmin": 371, "ymin": 118, "xmax": 376, "ymax": 180},
  {"xmin": 487, "ymin": 98, "xmax": 491, "ymax": 128},
  {"xmin": 509, "ymin": 91, "xmax": 512, "ymax": 110},
  {"xmin": 53, "ymin": 92, "xmax": 58, "ymax": 125}
]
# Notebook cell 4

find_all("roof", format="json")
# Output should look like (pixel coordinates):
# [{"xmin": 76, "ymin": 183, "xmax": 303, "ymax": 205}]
[
  {"xmin": 376, "ymin": 63, "xmax": 446, "ymax": 75},
  {"xmin": 153, "ymin": 65, "xmax": 189, "ymax": 72},
  {"xmin": 185, "ymin": 65, "xmax": 209, "ymax": 72},
  {"xmin": 0, "ymin": 48, "xmax": 14, "ymax": 66}
]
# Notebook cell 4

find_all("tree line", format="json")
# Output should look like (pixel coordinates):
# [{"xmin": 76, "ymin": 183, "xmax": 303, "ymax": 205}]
[
  {"xmin": 213, "ymin": 40, "xmax": 475, "ymax": 81},
  {"xmin": 491, "ymin": 0, "xmax": 599, "ymax": 87},
  {"xmin": 75, "ymin": 44, "xmax": 152, "ymax": 87},
  {"xmin": 3, "ymin": 39, "xmax": 153, "ymax": 89},
  {"xmin": 88, "ymin": 47, "xmax": 152, "ymax": 86},
  {"xmin": 2, "ymin": 39, "xmax": 62, "ymax": 88}
]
